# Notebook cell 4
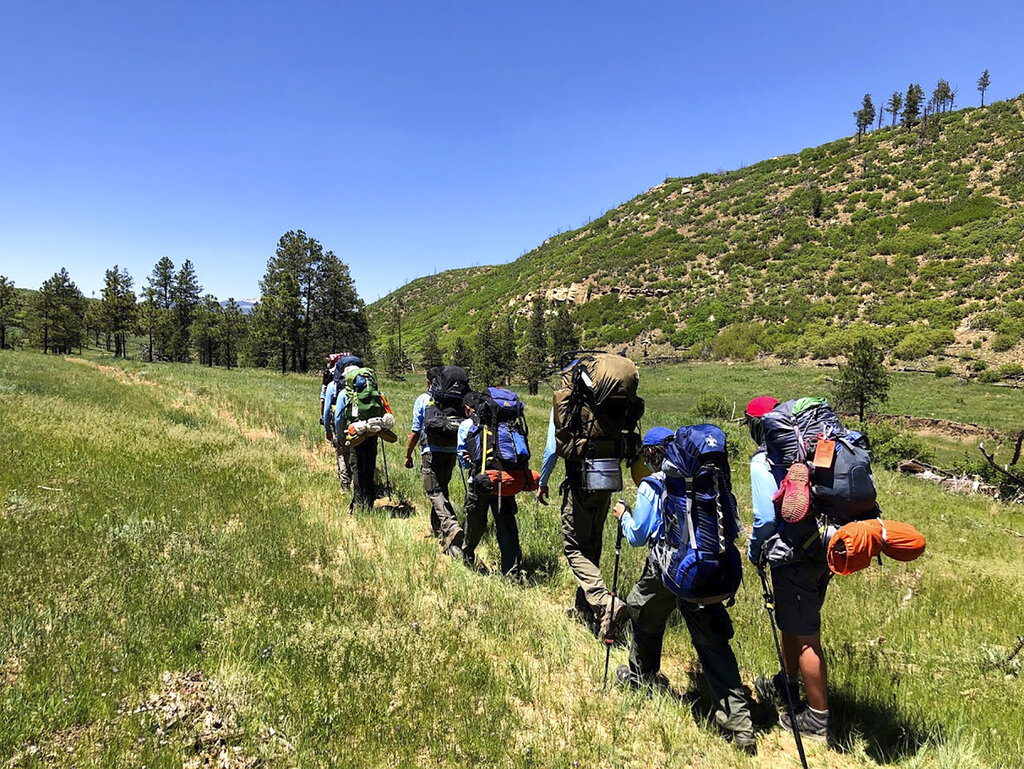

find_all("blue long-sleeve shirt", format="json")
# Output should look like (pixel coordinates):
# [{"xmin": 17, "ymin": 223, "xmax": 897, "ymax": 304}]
[
  {"xmin": 747, "ymin": 450, "xmax": 786, "ymax": 564},
  {"xmin": 456, "ymin": 418, "xmax": 475, "ymax": 470},
  {"xmin": 322, "ymin": 381, "xmax": 337, "ymax": 438},
  {"xmin": 538, "ymin": 409, "xmax": 558, "ymax": 487},
  {"xmin": 619, "ymin": 474, "xmax": 664, "ymax": 547}
]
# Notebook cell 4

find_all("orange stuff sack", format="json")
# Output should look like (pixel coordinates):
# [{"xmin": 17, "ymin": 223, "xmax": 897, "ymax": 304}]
[
  {"xmin": 828, "ymin": 519, "xmax": 927, "ymax": 575},
  {"xmin": 880, "ymin": 520, "xmax": 926, "ymax": 562},
  {"xmin": 827, "ymin": 519, "xmax": 884, "ymax": 575},
  {"xmin": 473, "ymin": 469, "xmax": 541, "ymax": 497}
]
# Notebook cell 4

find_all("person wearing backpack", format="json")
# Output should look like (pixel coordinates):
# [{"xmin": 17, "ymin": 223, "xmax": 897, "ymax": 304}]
[
  {"xmin": 612, "ymin": 426, "xmax": 756, "ymax": 755},
  {"xmin": 406, "ymin": 368, "xmax": 458, "ymax": 543},
  {"xmin": 406, "ymin": 365, "xmax": 470, "ymax": 554},
  {"xmin": 329, "ymin": 358, "xmax": 389, "ymax": 511},
  {"xmin": 322, "ymin": 355, "xmax": 363, "ymax": 492},
  {"xmin": 457, "ymin": 391, "xmax": 523, "ymax": 576},
  {"xmin": 536, "ymin": 352, "xmax": 644, "ymax": 642},
  {"xmin": 744, "ymin": 395, "xmax": 831, "ymax": 744}
]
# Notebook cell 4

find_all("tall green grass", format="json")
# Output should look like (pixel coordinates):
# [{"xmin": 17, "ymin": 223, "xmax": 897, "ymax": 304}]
[{"xmin": 1, "ymin": 352, "xmax": 1021, "ymax": 767}]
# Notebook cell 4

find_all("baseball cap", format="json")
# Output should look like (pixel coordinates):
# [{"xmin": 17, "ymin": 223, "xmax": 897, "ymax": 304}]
[
  {"xmin": 743, "ymin": 396, "xmax": 779, "ymax": 422},
  {"xmin": 642, "ymin": 426, "xmax": 674, "ymax": 447}
]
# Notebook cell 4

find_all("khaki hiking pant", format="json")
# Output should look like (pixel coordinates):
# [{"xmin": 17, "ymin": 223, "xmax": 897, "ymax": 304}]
[
  {"xmin": 335, "ymin": 443, "xmax": 352, "ymax": 490},
  {"xmin": 626, "ymin": 559, "xmax": 753, "ymax": 734},
  {"xmin": 421, "ymin": 451, "xmax": 463, "ymax": 547},
  {"xmin": 560, "ymin": 484, "xmax": 613, "ymax": 616}
]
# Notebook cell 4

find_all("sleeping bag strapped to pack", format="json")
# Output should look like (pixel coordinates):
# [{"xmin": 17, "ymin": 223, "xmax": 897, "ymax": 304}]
[
  {"xmin": 467, "ymin": 387, "xmax": 535, "ymax": 495},
  {"xmin": 423, "ymin": 365, "xmax": 470, "ymax": 448},
  {"xmin": 763, "ymin": 397, "xmax": 878, "ymax": 524},
  {"xmin": 552, "ymin": 352, "xmax": 645, "ymax": 464},
  {"xmin": 648, "ymin": 425, "xmax": 743, "ymax": 604}
]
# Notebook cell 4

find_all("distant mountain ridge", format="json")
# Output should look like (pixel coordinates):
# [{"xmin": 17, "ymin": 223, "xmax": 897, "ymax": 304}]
[{"xmin": 369, "ymin": 95, "xmax": 1024, "ymax": 370}]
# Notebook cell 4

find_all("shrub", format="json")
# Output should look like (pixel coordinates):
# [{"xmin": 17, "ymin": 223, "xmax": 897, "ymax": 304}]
[
  {"xmin": 977, "ymin": 369, "xmax": 1002, "ymax": 383},
  {"xmin": 970, "ymin": 360, "xmax": 989, "ymax": 372},
  {"xmin": 863, "ymin": 422, "xmax": 935, "ymax": 470},
  {"xmin": 998, "ymin": 363, "xmax": 1023, "ymax": 377},
  {"xmin": 690, "ymin": 392, "xmax": 731, "ymax": 422},
  {"xmin": 934, "ymin": 365, "xmax": 953, "ymax": 378}
]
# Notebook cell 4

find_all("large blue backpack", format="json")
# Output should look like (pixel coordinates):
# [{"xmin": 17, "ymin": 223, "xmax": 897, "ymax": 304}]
[
  {"xmin": 648, "ymin": 425, "xmax": 743, "ymax": 605},
  {"xmin": 466, "ymin": 387, "xmax": 531, "ymax": 472}
]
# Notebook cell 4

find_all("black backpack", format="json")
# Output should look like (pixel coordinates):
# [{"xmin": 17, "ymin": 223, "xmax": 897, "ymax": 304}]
[
  {"xmin": 423, "ymin": 366, "xmax": 470, "ymax": 446},
  {"xmin": 763, "ymin": 397, "xmax": 878, "ymax": 524}
]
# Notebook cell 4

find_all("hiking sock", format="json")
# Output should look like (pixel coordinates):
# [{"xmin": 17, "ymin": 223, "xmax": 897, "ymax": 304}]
[{"xmin": 808, "ymin": 707, "xmax": 829, "ymax": 720}]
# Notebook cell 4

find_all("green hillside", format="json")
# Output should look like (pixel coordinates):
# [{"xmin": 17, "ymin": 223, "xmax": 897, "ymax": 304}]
[{"xmin": 370, "ymin": 96, "xmax": 1024, "ymax": 370}]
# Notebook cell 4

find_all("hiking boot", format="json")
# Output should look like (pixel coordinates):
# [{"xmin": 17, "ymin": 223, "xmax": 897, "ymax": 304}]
[
  {"xmin": 598, "ymin": 598, "xmax": 628, "ymax": 643},
  {"xmin": 780, "ymin": 706, "xmax": 830, "ymax": 744},
  {"xmin": 714, "ymin": 710, "xmax": 757, "ymax": 755},
  {"xmin": 778, "ymin": 463, "xmax": 811, "ymax": 524},
  {"xmin": 444, "ymin": 542, "xmax": 464, "ymax": 560},
  {"xmin": 441, "ymin": 528, "xmax": 464, "ymax": 552},
  {"xmin": 771, "ymin": 671, "xmax": 801, "ymax": 707},
  {"xmin": 615, "ymin": 664, "xmax": 670, "ymax": 692}
]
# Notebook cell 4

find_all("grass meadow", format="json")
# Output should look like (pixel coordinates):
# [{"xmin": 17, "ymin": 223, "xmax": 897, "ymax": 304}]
[{"xmin": 1, "ymin": 351, "xmax": 1022, "ymax": 768}]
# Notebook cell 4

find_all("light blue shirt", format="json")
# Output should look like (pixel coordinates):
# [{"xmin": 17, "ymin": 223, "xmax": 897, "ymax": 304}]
[
  {"xmin": 322, "ymin": 381, "xmax": 338, "ymax": 438},
  {"xmin": 456, "ymin": 417, "xmax": 475, "ymax": 470},
  {"xmin": 619, "ymin": 473, "xmax": 664, "ymax": 547},
  {"xmin": 538, "ymin": 409, "xmax": 558, "ymax": 487},
  {"xmin": 747, "ymin": 450, "xmax": 785, "ymax": 564},
  {"xmin": 410, "ymin": 392, "xmax": 456, "ymax": 454}
]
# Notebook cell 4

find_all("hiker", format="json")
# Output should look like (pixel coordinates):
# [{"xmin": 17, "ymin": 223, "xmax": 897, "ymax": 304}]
[
  {"xmin": 320, "ymin": 353, "xmax": 343, "ymax": 423},
  {"xmin": 322, "ymin": 355, "xmax": 362, "ymax": 491},
  {"xmin": 744, "ymin": 395, "xmax": 832, "ymax": 743},
  {"xmin": 613, "ymin": 426, "xmax": 756, "ymax": 754},
  {"xmin": 536, "ymin": 352, "xmax": 644, "ymax": 641},
  {"xmin": 457, "ymin": 389, "xmax": 531, "ymax": 577},
  {"xmin": 406, "ymin": 366, "xmax": 467, "ymax": 555},
  {"xmin": 328, "ymin": 356, "xmax": 395, "ymax": 511}
]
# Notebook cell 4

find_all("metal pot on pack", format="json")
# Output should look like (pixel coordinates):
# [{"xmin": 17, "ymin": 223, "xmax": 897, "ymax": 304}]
[{"xmin": 581, "ymin": 458, "xmax": 623, "ymax": 491}]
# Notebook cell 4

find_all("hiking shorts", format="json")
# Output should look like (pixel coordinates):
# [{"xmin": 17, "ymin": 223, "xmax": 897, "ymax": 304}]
[{"xmin": 771, "ymin": 561, "xmax": 831, "ymax": 636}]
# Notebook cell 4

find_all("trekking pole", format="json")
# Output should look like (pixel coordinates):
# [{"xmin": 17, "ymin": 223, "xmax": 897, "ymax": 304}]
[
  {"xmin": 380, "ymin": 440, "xmax": 394, "ymax": 500},
  {"xmin": 757, "ymin": 557, "xmax": 809, "ymax": 769},
  {"xmin": 603, "ymin": 514, "xmax": 626, "ymax": 691}
]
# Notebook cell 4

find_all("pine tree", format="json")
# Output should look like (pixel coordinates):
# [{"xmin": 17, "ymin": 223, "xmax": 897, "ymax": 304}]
[
  {"xmin": 419, "ymin": 327, "xmax": 444, "ymax": 370},
  {"xmin": 886, "ymin": 91, "xmax": 903, "ymax": 127},
  {"xmin": 311, "ymin": 250, "xmax": 369, "ymax": 364},
  {"xmin": 171, "ymin": 260, "xmax": 202, "ymax": 362},
  {"xmin": 147, "ymin": 257, "xmax": 176, "ymax": 360},
  {"xmin": 473, "ymin": 321, "xmax": 502, "ymax": 387},
  {"xmin": 450, "ymin": 335, "xmax": 472, "ymax": 373},
  {"xmin": 933, "ymin": 79, "xmax": 952, "ymax": 114},
  {"xmin": 549, "ymin": 306, "xmax": 580, "ymax": 364},
  {"xmin": 854, "ymin": 94, "xmax": 875, "ymax": 142},
  {"xmin": 192, "ymin": 295, "xmax": 223, "ymax": 366},
  {"xmin": 28, "ymin": 269, "xmax": 85, "ymax": 354},
  {"xmin": 381, "ymin": 337, "xmax": 409, "ymax": 378},
  {"xmin": 901, "ymin": 84, "xmax": 924, "ymax": 130},
  {"xmin": 0, "ymin": 276, "xmax": 21, "ymax": 349},
  {"xmin": 139, "ymin": 287, "xmax": 158, "ymax": 362},
  {"xmin": 100, "ymin": 265, "xmax": 137, "ymax": 358},
  {"xmin": 833, "ymin": 336, "xmax": 890, "ymax": 422},
  {"xmin": 977, "ymin": 69, "xmax": 991, "ymax": 107},
  {"xmin": 519, "ymin": 296, "xmax": 548, "ymax": 395},
  {"xmin": 221, "ymin": 298, "xmax": 247, "ymax": 370}
]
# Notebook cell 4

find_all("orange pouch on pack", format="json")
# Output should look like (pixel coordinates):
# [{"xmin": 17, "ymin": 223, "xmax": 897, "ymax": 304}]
[
  {"xmin": 880, "ymin": 520, "xmax": 927, "ymax": 562},
  {"xmin": 828, "ymin": 519, "xmax": 927, "ymax": 575},
  {"xmin": 828, "ymin": 520, "xmax": 885, "ymax": 575}
]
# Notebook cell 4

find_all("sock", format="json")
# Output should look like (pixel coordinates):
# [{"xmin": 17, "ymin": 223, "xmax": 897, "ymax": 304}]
[{"xmin": 808, "ymin": 707, "xmax": 829, "ymax": 719}]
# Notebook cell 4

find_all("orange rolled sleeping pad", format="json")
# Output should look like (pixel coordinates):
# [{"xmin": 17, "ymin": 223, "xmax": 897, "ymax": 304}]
[{"xmin": 827, "ymin": 519, "xmax": 926, "ymax": 576}]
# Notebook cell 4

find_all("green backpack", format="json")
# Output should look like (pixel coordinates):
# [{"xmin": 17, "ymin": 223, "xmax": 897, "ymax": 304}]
[{"xmin": 343, "ymin": 367, "xmax": 385, "ymax": 424}]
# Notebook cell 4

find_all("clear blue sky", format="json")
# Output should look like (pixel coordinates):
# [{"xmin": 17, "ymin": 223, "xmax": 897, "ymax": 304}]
[{"xmin": 1, "ymin": 1, "xmax": 1021, "ymax": 303}]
